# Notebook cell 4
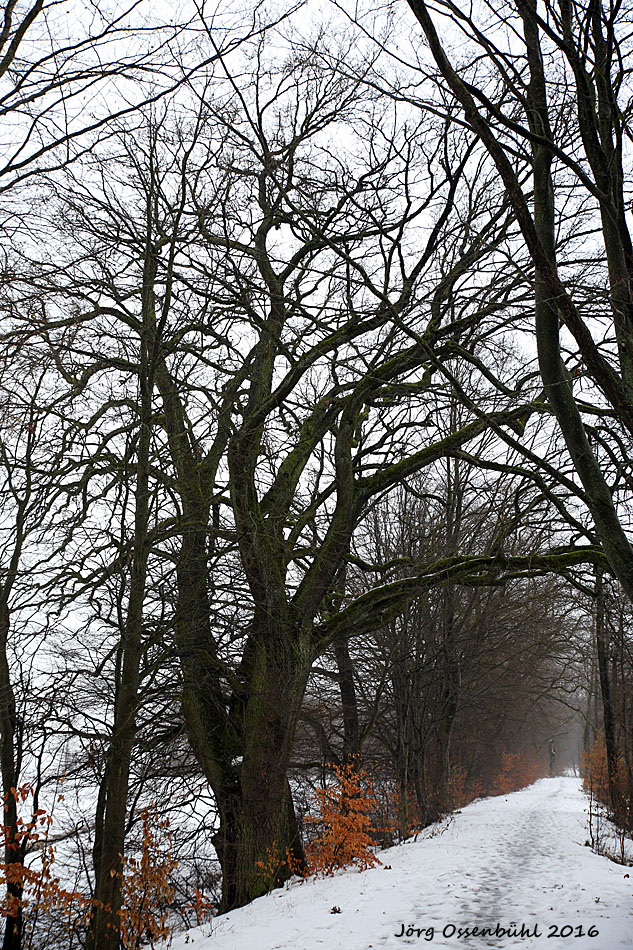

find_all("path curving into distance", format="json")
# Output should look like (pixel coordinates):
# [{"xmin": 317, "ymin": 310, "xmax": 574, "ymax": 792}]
[{"xmin": 171, "ymin": 777, "xmax": 633, "ymax": 950}]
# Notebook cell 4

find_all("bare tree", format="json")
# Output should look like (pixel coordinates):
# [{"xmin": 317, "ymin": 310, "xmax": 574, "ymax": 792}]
[
  {"xmin": 0, "ymin": 333, "xmax": 76, "ymax": 947},
  {"xmin": 46, "ymin": 32, "xmax": 609, "ymax": 912},
  {"xmin": 394, "ymin": 0, "xmax": 633, "ymax": 828},
  {"xmin": 4, "ymin": 11, "xmax": 618, "ymax": 925},
  {"xmin": 399, "ymin": 0, "xmax": 633, "ymax": 587}
]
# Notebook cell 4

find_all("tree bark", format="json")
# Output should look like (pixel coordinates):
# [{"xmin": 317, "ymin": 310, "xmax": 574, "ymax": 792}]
[
  {"xmin": 334, "ymin": 638, "xmax": 360, "ymax": 763},
  {"xmin": 0, "ymin": 600, "xmax": 22, "ymax": 950},
  {"xmin": 184, "ymin": 610, "xmax": 309, "ymax": 912},
  {"xmin": 87, "ymin": 243, "xmax": 157, "ymax": 950},
  {"xmin": 594, "ymin": 569, "xmax": 619, "ymax": 814}
]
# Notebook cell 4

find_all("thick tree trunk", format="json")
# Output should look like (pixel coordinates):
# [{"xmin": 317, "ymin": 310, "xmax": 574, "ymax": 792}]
[
  {"xmin": 199, "ymin": 637, "xmax": 308, "ymax": 913},
  {"xmin": 214, "ymin": 774, "xmax": 304, "ymax": 913},
  {"xmin": 158, "ymin": 224, "xmax": 355, "ymax": 913},
  {"xmin": 216, "ymin": 631, "xmax": 307, "ymax": 912},
  {"xmin": 171, "ymin": 536, "xmax": 309, "ymax": 913}
]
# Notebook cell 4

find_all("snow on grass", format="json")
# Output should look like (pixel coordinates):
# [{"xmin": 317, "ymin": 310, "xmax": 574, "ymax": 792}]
[{"xmin": 169, "ymin": 777, "xmax": 633, "ymax": 949}]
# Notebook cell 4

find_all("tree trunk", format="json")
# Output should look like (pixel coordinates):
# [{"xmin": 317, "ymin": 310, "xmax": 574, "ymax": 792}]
[
  {"xmin": 213, "ymin": 775, "xmax": 304, "ymax": 913},
  {"xmin": 334, "ymin": 638, "xmax": 360, "ymax": 762},
  {"xmin": 583, "ymin": 647, "xmax": 597, "ymax": 759},
  {"xmin": 397, "ymin": 743, "xmax": 409, "ymax": 839},
  {"xmin": 87, "ymin": 245, "xmax": 156, "ymax": 950},
  {"xmin": 435, "ymin": 689, "xmax": 458, "ymax": 814},
  {"xmin": 171, "ymin": 535, "xmax": 309, "ymax": 913},
  {"xmin": 201, "ymin": 632, "xmax": 309, "ymax": 912},
  {"xmin": 88, "ymin": 606, "xmax": 145, "ymax": 950},
  {"xmin": 0, "ymin": 601, "xmax": 23, "ymax": 950},
  {"xmin": 594, "ymin": 570, "xmax": 619, "ymax": 815}
]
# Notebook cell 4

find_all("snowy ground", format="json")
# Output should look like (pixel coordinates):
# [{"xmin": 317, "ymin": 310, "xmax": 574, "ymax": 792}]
[{"xmin": 169, "ymin": 777, "xmax": 633, "ymax": 950}]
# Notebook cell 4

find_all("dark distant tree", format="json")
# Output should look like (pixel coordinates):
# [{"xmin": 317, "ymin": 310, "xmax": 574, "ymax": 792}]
[{"xmin": 339, "ymin": 443, "xmax": 580, "ymax": 830}]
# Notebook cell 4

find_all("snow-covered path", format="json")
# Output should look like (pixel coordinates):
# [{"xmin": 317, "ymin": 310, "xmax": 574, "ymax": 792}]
[{"xmin": 171, "ymin": 778, "xmax": 633, "ymax": 950}]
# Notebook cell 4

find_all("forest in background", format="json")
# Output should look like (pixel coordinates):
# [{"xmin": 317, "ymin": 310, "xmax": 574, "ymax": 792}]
[{"xmin": 1, "ymin": 0, "xmax": 633, "ymax": 946}]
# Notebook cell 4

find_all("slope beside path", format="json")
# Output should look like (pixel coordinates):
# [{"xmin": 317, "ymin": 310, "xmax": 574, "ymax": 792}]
[{"xmin": 171, "ymin": 777, "xmax": 633, "ymax": 950}]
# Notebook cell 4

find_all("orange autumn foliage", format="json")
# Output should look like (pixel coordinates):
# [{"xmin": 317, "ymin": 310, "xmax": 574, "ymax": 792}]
[
  {"xmin": 305, "ymin": 760, "xmax": 381, "ymax": 876},
  {"xmin": 119, "ymin": 807, "xmax": 178, "ymax": 949},
  {"xmin": 182, "ymin": 887, "xmax": 214, "ymax": 928},
  {"xmin": 0, "ymin": 790, "xmax": 213, "ymax": 948},
  {"xmin": 582, "ymin": 734, "xmax": 630, "ymax": 827},
  {"xmin": 0, "ymin": 785, "xmax": 93, "ymax": 945},
  {"xmin": 583, "ymin": 734, "xmax": 612, "ymax": 805},
  {"xmin": 491, "ymin": 751, "xmax": 541, "ymax": 796},
  {"xmin": 448, "ymin": 765, "xmax": 483, "ymax": 811},
  {"xmin": 254, "ymin": 841, "xmax": 303, "ymax": 892}
]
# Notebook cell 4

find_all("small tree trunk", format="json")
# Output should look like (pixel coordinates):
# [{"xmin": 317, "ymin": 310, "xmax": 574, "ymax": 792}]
[
  {"xmin": 594, "ymin": 570, "xmax": 619, "ymax": 815},
  {"xmin": 0, "ymin": 600, "xmax": 23, "ymax": 950},
  {"xmin": 583, "ymin": 648, "xmax": 597, "ymax": 759},
  {"xmin": 436, "ymin": 696, "xmax": 458, "ymax": 813},
  {"xmin": 88, "ymin": 628, "xmax": 144, "ymax": 950},
  {"xmin": 434, "ymin": 584, "xmax": 459, "ymax": 816},
  {"xmin": 334, "ymin": 638, "xmax": 360, "ymax": 762},
  {"xmin": 87, "ymin": 244, "xmax": 156, "ymax": 950},
  {"xmin": 397, "ymin": 730, "xmax": 410, "ymax": 839}
]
